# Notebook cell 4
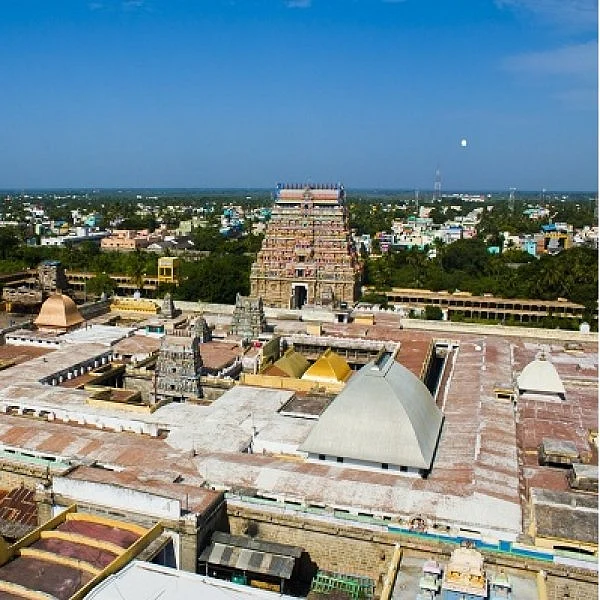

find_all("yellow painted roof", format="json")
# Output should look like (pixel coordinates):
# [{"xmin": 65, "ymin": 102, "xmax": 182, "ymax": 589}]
[
  {"xmin": 302, "ymin": 349, "xmax": 352, "ymax": 384},
  {"xmin": 271, "ymin": 349, "xmax": 309, "ymax": 379}
]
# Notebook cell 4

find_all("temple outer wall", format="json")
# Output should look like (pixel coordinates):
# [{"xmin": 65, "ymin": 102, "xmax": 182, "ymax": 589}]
[
  {"xmin": 227, "ymin": 504, "xmax": 396, "ymax": 588},
  {"xmin": 226, "ymin": 503, "xmax": 598, "ymax": 593},
  {"xmin": 0, "ymin": 467, "xmax": 46, "ymax": 490}
]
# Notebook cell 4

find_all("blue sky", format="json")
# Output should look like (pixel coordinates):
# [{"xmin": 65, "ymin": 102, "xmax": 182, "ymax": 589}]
[{"xmin": 0, "ymin": 0, "xmax": 597, "ymax": 191}]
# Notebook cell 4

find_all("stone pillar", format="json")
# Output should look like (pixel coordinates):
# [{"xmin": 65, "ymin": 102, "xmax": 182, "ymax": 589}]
[
  {"xmin": 179, "ymin": 516, "xmax": 200, "ymax": 573},
  {"xmin": 35, "ymin": 491, "xmax": 54, "ymax": 526}
]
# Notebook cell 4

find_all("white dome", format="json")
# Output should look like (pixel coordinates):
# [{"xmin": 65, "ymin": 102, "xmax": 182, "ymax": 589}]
[{"xmin": 517, "ymin": 358, "xmax": 565, "ymax": 397}]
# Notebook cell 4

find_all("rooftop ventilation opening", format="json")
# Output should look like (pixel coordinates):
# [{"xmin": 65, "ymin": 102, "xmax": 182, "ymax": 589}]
[{"xmin": 371, "ymin": 351, "xmax": 392, "ymax": 372}]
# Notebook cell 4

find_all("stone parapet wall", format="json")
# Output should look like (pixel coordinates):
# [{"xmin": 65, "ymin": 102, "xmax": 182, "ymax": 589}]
[
  {"xmin": 400, "ymin": 318, "xmax": 597, "ymax": 343},
  {"xmin": 0, "ymin": 469, "xmax": 45, "ymax": 490}
]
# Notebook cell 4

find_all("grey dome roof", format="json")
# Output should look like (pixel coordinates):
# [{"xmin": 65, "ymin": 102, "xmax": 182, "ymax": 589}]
[
  {"xmin": 300, "ymin": 353, "xmax": 443, "ymax": 470},
  {"xmin": 517, "ymin": 358, "xmax": 565, "ymax": 397}
]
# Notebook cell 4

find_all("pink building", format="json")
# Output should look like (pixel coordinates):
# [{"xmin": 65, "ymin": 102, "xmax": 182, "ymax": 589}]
[{"xmin": 101, "ymin": 229, "xmax": 163, "ymax": 251}]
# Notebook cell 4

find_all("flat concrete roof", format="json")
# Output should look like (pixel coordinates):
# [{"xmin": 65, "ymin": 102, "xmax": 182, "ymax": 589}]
[
  {"xmin": 0, "ymin": 319, "xmax": 595, "ymax": 542},
  {"xmin": 513, "ymin": 340, "xmax": 598, "ymax": 497},
  {"xmin": 199, "ymin": 341, "xmax": 241, "ymax": 371},
  {"xmin": 0, "ymin": 344, "xmax": 55, "ymax": 366},
  {"xmin": 0, "ymin": 342, "xmax": 113, "ymax": 384},
  {"xmin": 85, "ymin": 560, "xmax": 300, "ymax": 600}
]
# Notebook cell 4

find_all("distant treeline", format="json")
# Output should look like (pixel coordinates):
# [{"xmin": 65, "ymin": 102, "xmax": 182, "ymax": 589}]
[
  {"xmin": 0, "ymin": 194, "xmax": 596, "ymax": 323},
  {"xmin": 363, "ymin": 239, "xmax": 597, "ymax": 327}
]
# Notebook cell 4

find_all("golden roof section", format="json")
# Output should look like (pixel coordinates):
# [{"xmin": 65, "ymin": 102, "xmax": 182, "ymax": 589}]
[
  {"xmin": 34, "ymin": 293, "xmax": 84, "ymax": 331},
  {"xmin": 302, "ymin": 349, "xmax": 352, "ymax": 384},
  {"xmin": 442, "ymin": 547, "xmax": 487, "ymax": 595},
  {"xmin": 269, "ymin": 349, "xmax": 309, "ymax": 379},
  {"xmin": 110, "ymin": 298, "xmax": 159, "ymax": 314}
]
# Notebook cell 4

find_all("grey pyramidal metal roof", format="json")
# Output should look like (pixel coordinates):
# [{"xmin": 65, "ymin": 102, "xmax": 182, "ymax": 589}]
[{"xmin": 299, "ymin": 353, "xmax": 443, "ymax": 470}]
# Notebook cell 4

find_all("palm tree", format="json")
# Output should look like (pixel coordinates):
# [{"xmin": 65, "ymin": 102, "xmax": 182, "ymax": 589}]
[{"xmin": 127, "ymin": 250, "xmax": 146, "ymax": 294}]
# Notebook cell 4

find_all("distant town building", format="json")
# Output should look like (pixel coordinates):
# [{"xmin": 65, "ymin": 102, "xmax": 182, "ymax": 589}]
[
  {"xmin": 40, "ymin": 227, "xmax": 108, "ymax": 247},
  {"xmin": 100, "ymin": 229, "xmax": 162, "ymax": 251},
  {"xmin": 157, "ymin": 256, "xmax": 181, "ymax": 286},
  {"xmin": 542, "ymin": 223, "xmax": 573, "ymax": 254},
  {"xmin": 219, "ymin": 207, "xmax": 243, "ymax": 237},
  {"xmin": 250, "ymin": 183, "xmax": 361, "ymax": 309}
]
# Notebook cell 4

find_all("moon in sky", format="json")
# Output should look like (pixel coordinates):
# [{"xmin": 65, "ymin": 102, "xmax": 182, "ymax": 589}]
[{"xmin": 460, "ymin": 138, "xmax": 468, "ymax": 148}]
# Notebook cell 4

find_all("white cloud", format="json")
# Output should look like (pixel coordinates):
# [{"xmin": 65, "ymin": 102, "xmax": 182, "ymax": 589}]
[
  {"xmin": 495, "ymin": 0, "xmax": 597, "ymax": 30},
  {"xmin": 285, "ymin": 0, "xmax": 312, "ymax": 8},
  {"xmin": 503, "ymin": 41, "xmax": 598, "ymax": 80},
  {"xmin": 503, "ymin": 41, "xmax": 598, "ymax": 110},
  {"xmin": 554, "ymin": 87, "xmax": 598, "ymax": 111},
  {"xmin": 122, "ymin": 0, "xmax": 147, "ymax": 10}
]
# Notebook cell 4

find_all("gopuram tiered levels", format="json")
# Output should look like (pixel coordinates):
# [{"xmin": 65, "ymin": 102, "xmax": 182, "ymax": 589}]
[{"xmin": 250, "ymin": 183, "xmax": 361, "ymax": 309}]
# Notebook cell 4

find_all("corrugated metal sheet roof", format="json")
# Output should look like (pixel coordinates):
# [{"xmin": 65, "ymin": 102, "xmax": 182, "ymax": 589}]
[
  {"xmin": 199, "ymin": 532, "xmax": 302, "ymax": 580},
  {"xmin": 211, "ymin": 532, "xmax": 303, "ymax": 558},
  {"xmin": 199, "ymin": 543, "xmax": 296, "ymax": 580},
  {"xmin": 0, "ymin": 486, "xmax": 37, "ymax": 540}
]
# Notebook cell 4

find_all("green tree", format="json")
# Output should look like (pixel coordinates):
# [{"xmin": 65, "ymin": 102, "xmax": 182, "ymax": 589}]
[
  {"xmin": 0, "ymin": 227, "xmax": 20, "ymax": 260},
  {"xmin": 127, "ymin": 250, "xmax": 148, "ymax": 290},
  {"xmin": 424, "ymin": 305, "xmax": 443, "ymax": 320},
  {"xmin": 86, "ymin": 273, "xmax": 114, "ymax": 298},
  {"xmin": 441, "ymin": 238, "xmax": 489, "ymax": 276}
]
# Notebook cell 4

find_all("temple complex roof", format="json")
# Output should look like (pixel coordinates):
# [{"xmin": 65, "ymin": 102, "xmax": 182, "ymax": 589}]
[
  {"xmin": 0, "ymin": 506, "xmax": 162, "ymax": 600},
  {"xmin": 530, "ymin": 488, "xmax": 598, "ymax": 546}
]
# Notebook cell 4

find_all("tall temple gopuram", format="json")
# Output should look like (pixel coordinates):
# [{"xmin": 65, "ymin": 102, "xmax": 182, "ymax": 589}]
[{"xmin": 250, "ymin": 183, "xmax": 361, "ymax": 309}]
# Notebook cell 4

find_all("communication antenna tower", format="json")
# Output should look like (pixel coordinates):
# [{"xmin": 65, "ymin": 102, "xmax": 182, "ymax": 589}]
[
  {"xmin": 414, "ymin": 189, "xmax": 419, "ymax": 214},
  {"xmin": 508, "ymin": 187, "xmax": 516, "ymax": 213},
  {"xmin": 433, "ymin": 167, "xmax": 442, "ymax": 203}
]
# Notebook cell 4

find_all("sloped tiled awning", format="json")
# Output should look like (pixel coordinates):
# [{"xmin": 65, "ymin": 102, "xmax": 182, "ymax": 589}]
[{"xmin": 199, "ymin": 532, "xmax": 302, "ymax": 580}]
